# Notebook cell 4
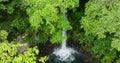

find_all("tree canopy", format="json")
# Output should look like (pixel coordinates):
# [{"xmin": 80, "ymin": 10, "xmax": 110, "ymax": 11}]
[{"xmin": 0, "ymin": 0, "xmax": 120, "ymax": 63}]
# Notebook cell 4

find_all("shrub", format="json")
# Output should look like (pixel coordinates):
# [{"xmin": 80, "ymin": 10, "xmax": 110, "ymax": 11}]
[
  {"xmin": 0, "ymin": 30, "xmax": 8, "ymax": 41},
  {"xmin": 0, "ymin": 41, "xmax": 39, "ymax": 63}
]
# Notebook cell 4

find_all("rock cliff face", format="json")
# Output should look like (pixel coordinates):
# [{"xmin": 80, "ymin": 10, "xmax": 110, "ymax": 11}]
[{"xmin": 18, "ymin": 43, "xmax": 29, "ymax": 54}]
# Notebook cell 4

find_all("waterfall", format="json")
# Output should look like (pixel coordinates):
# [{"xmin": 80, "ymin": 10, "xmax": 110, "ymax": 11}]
[
  {"xmin": 48, "ymin": 12, "xmax": 83, "ymax": 63},
  {"xmin": 52, "ymin": 29, "xmax": 76, "ymax": 61},
  {"xmin": 61, "ymin": 12, "xmax": 67, "ymax": 48},
  {"xmin": 49, "ymin": 28, "xmax": 83, "ymax": 63},
  {"xmin": 62, "ymin": 28, "xmax": 67, "ymax": 48}
]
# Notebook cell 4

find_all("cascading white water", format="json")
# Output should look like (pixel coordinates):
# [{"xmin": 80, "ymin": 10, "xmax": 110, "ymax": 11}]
[
  {"xmin": 52, "ymin": 28, "xmax": 78, "ymax": 62},
  {"xmin": 49, "ymin": 12, "xmax": 83, "ymax": 63},
  {"xmin": 61, "ymin": 28, "xmax": 67, "ymax": 48}
]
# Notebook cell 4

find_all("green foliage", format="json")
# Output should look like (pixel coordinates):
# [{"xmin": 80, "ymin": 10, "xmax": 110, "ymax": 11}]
[
  {"xmin": 0, "ymin": 0, "xmax": 29, "ymax": 41},
  {"xmin": 0, "ymin": 41, "xmax": 39, "ymax": 63},
  {"xmin": 101, "ymin": 55, "xmax": 112, "ymax": 63},
  {"xmin": 0, "ymin": 0, "xmax": 79, "ymax": 43},
  {"xmin": 81, "ymin": 0, "xmax": 120, "ymax": 63},
  {"xmin": 116, "ymin": 58, "xmax": 120, "ymax": 63},
  {"xmin": 39, "ymin": 56, "xmax": 48, "ymax": 63},
  {"xmin": 13, "ymin": 46, "xmax": 39, "ymax": 63},
  {"xmin": 20, "ymin": 0, "xmax": 79, "ymax": 43},
  {"xmin": 50, "ymin": 30, "xmax": 65, "ymax": 43},
  {"xmin": 11, "ymin": 18, "xmax": 29, "ymax": 31},
  {"xmin": 23, "ymin": 0, "xmax": 79, "ymax": 29},
  {"xmin": 0, "ymin": 30, "xmax": 8, "ymax": 41},
  {"xmin": 1, "ymin": 0, "xmax": 120, "ymax": 63},
  {"xmin": 0, "ymin": 0, "xmax": 17, "ymax": 14},
  {"xmin": 81, "ymin": 0, "xmax": 120, "ymax": 39}
]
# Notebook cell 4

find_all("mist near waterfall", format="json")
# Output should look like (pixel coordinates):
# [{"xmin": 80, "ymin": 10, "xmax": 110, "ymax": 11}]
[{"xmin": 48, "ymin": 29, "xmax": 84, "ymax": 63}]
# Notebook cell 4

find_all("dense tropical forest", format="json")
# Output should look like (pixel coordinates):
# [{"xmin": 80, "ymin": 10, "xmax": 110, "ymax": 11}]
[{"xmin": 0, "ymin": 0, "xmax": 120, "ymax": 63}]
